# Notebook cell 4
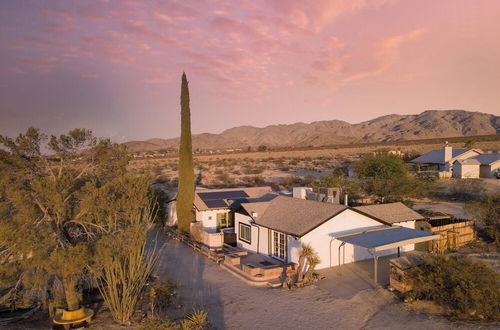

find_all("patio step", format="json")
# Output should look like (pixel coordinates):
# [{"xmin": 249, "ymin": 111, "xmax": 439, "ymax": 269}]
[{"xmin": 220, "ymin": 262, "xmax": 283, "ymax": 287}]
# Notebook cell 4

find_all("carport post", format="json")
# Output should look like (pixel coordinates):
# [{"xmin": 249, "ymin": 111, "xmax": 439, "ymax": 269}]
[
  {"xmin": 374, "ymin": 255, "xmax": 379, "ymax": 285},
  {"xmin": 338, "ymin": 241, "xmax": 346, "ymax": 267}
]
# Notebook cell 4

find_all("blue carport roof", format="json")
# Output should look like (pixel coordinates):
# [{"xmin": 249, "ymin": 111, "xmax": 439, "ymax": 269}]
[{"xmin": 336, "ymin": 226, "xmax": 439, "ymax": 251}]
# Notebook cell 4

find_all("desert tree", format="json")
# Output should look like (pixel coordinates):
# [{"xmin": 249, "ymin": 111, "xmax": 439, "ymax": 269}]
[
  {"xmin": 354, "ymin": 152, "xmax": 432, "ymax": 204},
  {"xmin": 465, "ymin": 193, "xmax": 500, "ymax": 246},
  {"xmin": 176, "ymin": 72, "xmax": 195, "ymax": 232},
  {"xmin": 0, "ymin": 128, "xmax": 137, "ymax": 311}
]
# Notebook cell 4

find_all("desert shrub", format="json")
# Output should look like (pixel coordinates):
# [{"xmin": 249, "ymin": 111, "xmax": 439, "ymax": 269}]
[
  {"xmin": 408, "ymin": 254, "xmax": 500, "ymax": 322},
  {"xmin": 242, "ymin": 175, "xmax": 265, "ymax": 185},
  {"xmin": 465, "ymin": 193, "xmax": 500, "ymax": 246},
  {"xmin": 242, "ymin": 166, "xmax": 264, "ymax": 175},
  {"xmin": 149, "ymin": 278, "xmax": 178, "ymax": 317},
  {"xmin": 216, "ymin": 173, "xmax": 233, "ymax": 185},
  {"xmin": 282, "ymin": 175, "xmax": 303, "ymax": 187},
  {"xmin": 141, "ymin": 309, "xmax": 207, "ymax": 330},
  {"xmin": 302, "ymin": 175, "xmax": 317, "ymax": 186},
  {"xmin": 447, "ymin": 179, "xmax": 485, "ymax": 201}
]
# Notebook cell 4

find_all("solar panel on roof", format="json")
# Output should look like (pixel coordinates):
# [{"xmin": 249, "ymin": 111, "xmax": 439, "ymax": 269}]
[
  {"xmin": 198, "ymin": 190, "xmax": 249, "ymax": 201},
  {"xmin": 204, "ymin": 200, "xmax": 228, "ymax": 208}
]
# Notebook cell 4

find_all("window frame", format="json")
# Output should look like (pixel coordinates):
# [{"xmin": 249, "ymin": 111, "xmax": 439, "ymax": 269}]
[{"xmin": 239, "ymin": 223, "xmax": 251, "ymax": 244}]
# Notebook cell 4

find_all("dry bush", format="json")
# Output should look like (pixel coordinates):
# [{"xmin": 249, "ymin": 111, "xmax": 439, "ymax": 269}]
[
  {"xmin": 408, "ymin": 254, "xmax": 500, "ymax": 322},
  {"xmin": 445, "ymin": 179, "xmax": 486, "ymax": 201}
]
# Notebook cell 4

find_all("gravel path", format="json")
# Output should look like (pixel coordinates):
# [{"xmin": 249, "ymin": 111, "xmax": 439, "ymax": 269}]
[{"xmin": 152, "ymin": 228, "xmax": 487, "ymax": 330}]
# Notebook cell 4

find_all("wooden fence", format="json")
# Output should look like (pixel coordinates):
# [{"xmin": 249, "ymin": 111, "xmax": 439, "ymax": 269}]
[{"xmin": 416, "ymin": 219, "xmax": 475, "ymax": 253}]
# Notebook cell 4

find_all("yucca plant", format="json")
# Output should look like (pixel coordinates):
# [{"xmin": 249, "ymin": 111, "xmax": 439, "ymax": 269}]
[
  {"xmin": 180, "ymin": 309, "xmax": 208, "ymax": 330},
  {"xmin": 297, "ymin": 243, "xmax": 314, "ymax": 283}
]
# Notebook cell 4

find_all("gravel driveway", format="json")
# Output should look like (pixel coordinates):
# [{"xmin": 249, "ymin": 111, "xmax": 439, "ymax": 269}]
[{"xmin": 151, "ymin": 228, "xmax": 486, "ymax": 330}]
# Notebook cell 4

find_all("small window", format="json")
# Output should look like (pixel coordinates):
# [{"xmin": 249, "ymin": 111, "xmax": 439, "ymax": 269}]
[
  {"xmin": 216, "ymin": 213, "xmax": 229, "ymax": 230},
  {"xmin": 239, "ymin": 223, "xmax": 251, "ymax": 244}
]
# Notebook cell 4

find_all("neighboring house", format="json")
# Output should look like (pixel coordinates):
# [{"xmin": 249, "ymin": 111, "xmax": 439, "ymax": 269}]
[
  {"xmin": 235, "ymin": 196, "xmax": 430, "ymax": 270},
  {"xmin": 409, "ymin": 144, "xmax": 482, "ymax": 174},
  {"xmin": 453, "ymin": 159, "xmax": 480, "ymax": 178},
  {"xmin": 474, "ymin": 153, "xmax": 500, "ymax": 178},
  {"xmin": 410, "ymin": 145, "xmax": 483, "ymax": 172},
  {"xmin": 193, "ymin": 186, "xmax": 277, "ymax": 233}
]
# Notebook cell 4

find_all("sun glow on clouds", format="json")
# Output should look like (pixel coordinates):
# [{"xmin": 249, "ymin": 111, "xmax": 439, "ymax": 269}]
[{"xmin": 0, "ymin": 0, "xmax": 499, "ymax": 140}]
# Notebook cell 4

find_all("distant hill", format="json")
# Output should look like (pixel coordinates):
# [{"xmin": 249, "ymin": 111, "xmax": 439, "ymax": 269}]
[{"xmin": 124, "ymin": 110, "xmax": 499, "ymax": 152}]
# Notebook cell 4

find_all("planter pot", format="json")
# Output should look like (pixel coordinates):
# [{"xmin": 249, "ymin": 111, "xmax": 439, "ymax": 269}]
[{"xmin": 53, "ymin": 306, "xmax": 94, "ymax": 330}]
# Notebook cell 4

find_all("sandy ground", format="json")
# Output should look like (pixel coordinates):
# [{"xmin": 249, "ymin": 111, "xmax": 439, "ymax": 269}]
[
  {"xmin": 152, "ymin": 228, "xmax": 490, "ymax": 330},
  {"xmin": 413, "ymin": 200, "xmax": 470, "ymax": 219}
]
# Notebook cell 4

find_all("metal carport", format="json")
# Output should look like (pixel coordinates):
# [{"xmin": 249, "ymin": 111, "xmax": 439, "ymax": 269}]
[{"xmin": 336, "ymin": 226, "xmax": 439, "ymax": 284}]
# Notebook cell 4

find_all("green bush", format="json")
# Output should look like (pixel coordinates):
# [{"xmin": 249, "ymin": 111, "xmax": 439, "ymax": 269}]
[{"xmin": 408, "ymin": 254, "xmax": 500, "ymax": 322}]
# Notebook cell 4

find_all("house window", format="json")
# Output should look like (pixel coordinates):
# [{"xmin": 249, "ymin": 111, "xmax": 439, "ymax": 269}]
[
  {"xmin": 239, "ymin": 223, "xmax": 251, "ymax": 244},
  {"xmin": 216, "ymin": 213, "xmax": 228, "ymax": 229},
  {"xmin": 216, "ymin": 212, "xmax": 234, "ymax": 230},
  {"xmin": 271, "ymin": 230, "xmax": 287, "ymax": 261}
]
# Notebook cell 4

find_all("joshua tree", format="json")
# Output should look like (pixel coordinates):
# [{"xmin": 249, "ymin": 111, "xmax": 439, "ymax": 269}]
[{"xmin": 176, "ymin": 72, "xmax": 195, "ymax": 233}]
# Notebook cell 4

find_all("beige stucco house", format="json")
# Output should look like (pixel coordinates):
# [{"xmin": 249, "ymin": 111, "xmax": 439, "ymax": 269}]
[{"xmin": 453, "ymin": 159, "xmax": 481, "ymax": 178}]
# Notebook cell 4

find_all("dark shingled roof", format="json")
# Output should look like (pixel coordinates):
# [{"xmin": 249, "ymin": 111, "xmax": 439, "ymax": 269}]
[
  {"xmin": 473, "ymin": 153, "xmax": 500, "ymax": 165},
  {"xmin": 241, "ymin": 196, "xmax": 349, "ymax": 236},
  {"xmin": 354, "ymin": 202, "xmax": 425, "ymax": 224},
  {"xmin": 456, "ymin": 158, "xmax": 480, "ymax": 165},
  {"xmin": 409, "ymin": 148, "xmax": 472, "ymax": 164}
]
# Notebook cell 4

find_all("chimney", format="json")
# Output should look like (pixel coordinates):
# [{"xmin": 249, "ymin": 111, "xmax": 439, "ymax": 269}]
[{"xmin": 443, "ymin": 142, "xmax": 452, "ymax": 162}]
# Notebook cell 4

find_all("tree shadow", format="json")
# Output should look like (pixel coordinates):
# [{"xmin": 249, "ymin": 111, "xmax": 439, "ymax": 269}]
[{"xmin": 150, "ymin": 227, "xmax": 225, "ymax": 329}]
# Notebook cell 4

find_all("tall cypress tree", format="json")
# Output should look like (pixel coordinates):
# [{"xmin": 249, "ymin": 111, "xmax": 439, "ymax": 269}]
[{"xmin": 177, "ymin": 72, "xmax": 195, "ymax": 232}]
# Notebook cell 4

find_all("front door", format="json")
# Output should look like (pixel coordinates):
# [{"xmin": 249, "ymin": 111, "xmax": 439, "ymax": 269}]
[{"xmin": 271, "ymin": 230, "xmax": 287, "ymax": 261}]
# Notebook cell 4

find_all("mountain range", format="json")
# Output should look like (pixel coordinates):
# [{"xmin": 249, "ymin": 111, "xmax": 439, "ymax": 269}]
[{"xmin": 124, "ymin": 110, "xmax": 499, "ymax": 152}]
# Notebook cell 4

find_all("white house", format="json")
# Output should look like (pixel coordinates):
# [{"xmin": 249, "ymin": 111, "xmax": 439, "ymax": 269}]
[
  {"xmin": 475, "ymin": 153, "xmax": 500, "ymax": 178},
  {"xmin": 235, "ymin": 196, "xmax": 428, "ymax": 270},
  {"xmin": 409, "ymin": 144, "xmax": 482, "ymax": 176},
  {"xmin": 453, "ymin": 159, "xmax": 481, "ymax": 178},
  {"xmin": 192, "ymin": 186, "xmax": 276, "ymax": 233}
]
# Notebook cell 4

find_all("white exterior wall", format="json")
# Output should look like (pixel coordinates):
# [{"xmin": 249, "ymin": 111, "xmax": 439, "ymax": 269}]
[
  {"xmin": 453, "ymin": 163, "xmax": 479, "ymax": 178},
  {"xmin": 234, "ymin": 213, "xmax": 270, "ymax": 254},
  {"xmin": 195, "ymin": 208, "xmax": 230, "ymax": 233},
  {"xmin": 297, "ymin": 210, "xmax": 385, "ymax": 270}
]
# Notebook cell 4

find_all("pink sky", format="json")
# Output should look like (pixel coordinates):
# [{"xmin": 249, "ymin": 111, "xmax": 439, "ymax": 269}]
[{"xmin": 1, "ymin": 0, "xmax": 499, "ymax": 141}]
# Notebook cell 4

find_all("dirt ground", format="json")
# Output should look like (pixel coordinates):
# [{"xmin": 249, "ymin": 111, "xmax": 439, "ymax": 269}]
[{"xmin": 153, "ymin": 229, "xmax": 493, "ymax": 330}]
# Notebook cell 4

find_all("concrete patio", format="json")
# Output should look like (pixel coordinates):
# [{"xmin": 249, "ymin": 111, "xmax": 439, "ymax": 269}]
[
  {"xmin": 221, "ymin": 251, "xmax": 294, "ymax": 286},
  {"xmin": 316, "ymin": 253, "xmax": 401, "ymax": 299}
]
